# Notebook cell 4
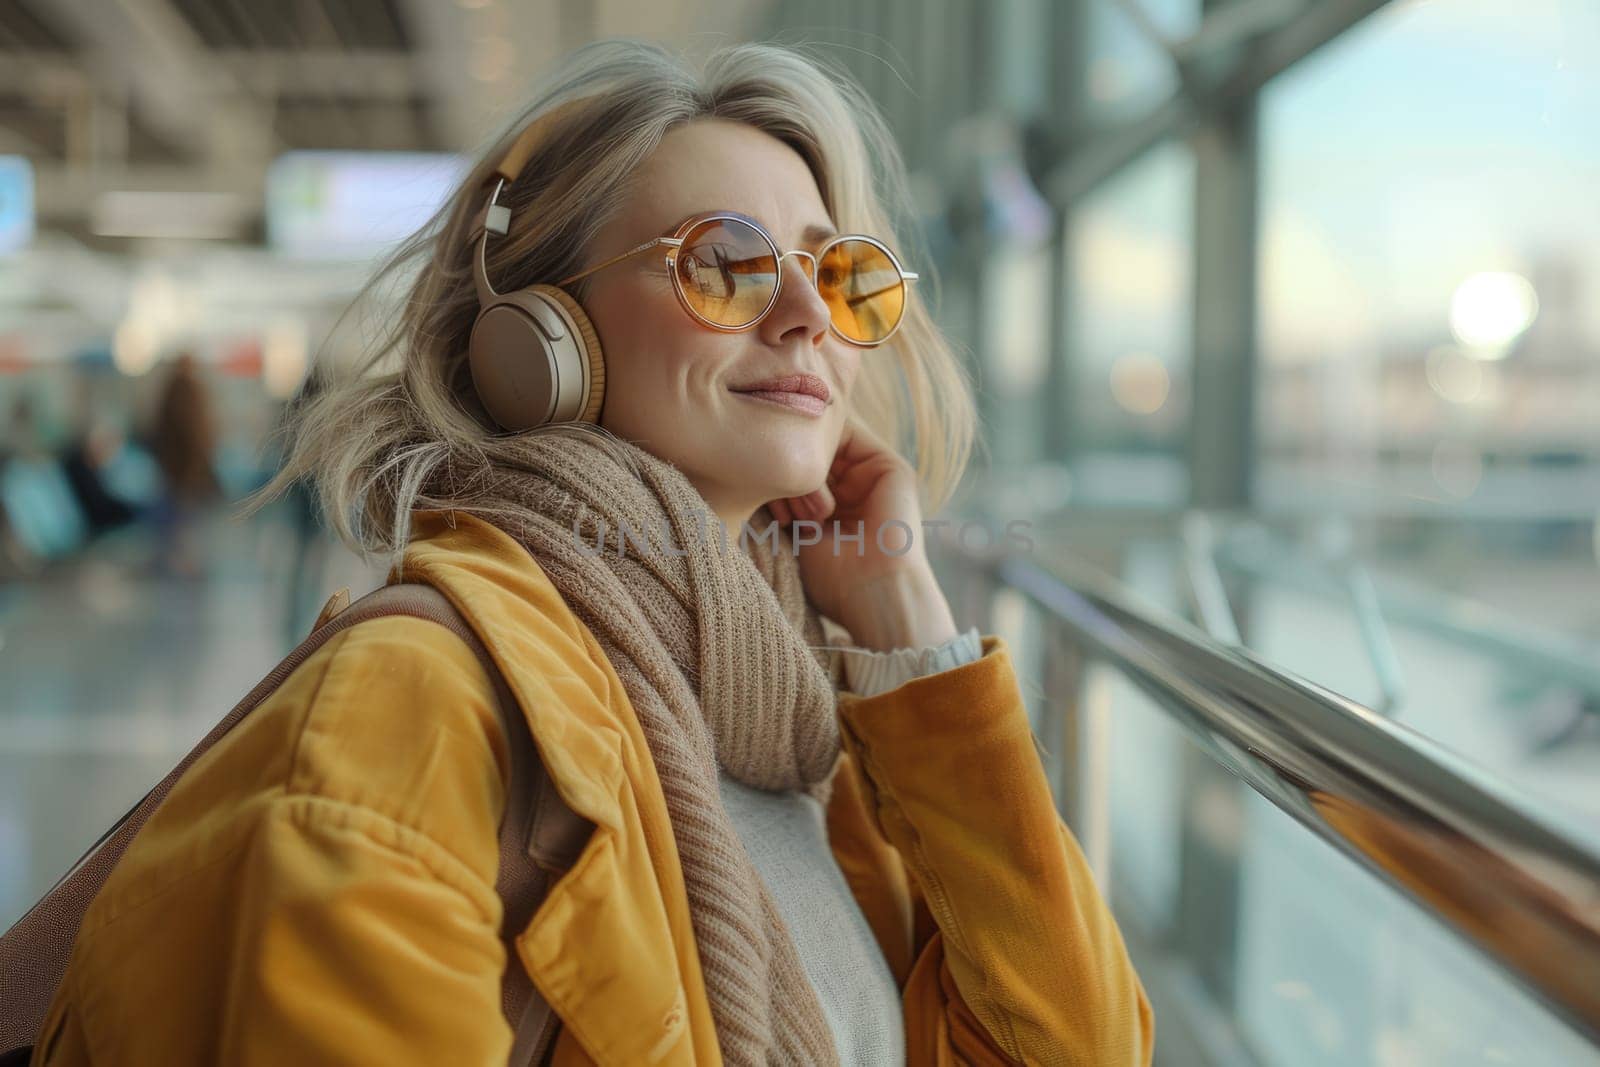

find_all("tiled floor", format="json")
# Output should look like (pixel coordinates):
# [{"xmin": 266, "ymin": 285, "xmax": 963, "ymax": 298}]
[{"xmin": 0, "ymin": 503, "xmax": 386, "ymax": 929}]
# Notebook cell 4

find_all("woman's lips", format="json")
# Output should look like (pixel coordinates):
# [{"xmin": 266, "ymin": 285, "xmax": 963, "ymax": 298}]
[{"xmin": 732, "ymin": 390, "xmax": 827, "ymax": 416}]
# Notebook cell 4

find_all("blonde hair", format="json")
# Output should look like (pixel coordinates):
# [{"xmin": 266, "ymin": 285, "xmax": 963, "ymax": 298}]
[{"xmin": 243, "ymin": 38, "xmax": 977, "ymax": 563}]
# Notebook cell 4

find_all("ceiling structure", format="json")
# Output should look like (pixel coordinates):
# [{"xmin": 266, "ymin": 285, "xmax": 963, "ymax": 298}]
[{"xmin": 0, "ymin": 0, "xmax": 776, "ymax": 244}]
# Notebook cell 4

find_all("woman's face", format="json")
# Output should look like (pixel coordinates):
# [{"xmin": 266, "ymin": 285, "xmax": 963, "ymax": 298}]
[{"xmin": 580, "ymin": 118, "xmax": 862, "ymax": 528}]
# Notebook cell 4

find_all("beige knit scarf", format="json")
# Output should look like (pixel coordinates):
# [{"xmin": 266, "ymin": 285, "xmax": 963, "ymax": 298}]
[{"xmin": 422, "ymin": 425, "xmax": 844, "ymax": 1066}]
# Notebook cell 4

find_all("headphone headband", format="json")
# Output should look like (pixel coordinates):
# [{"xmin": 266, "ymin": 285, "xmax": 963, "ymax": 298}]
[
  {"xmin": 492, "ymin": 119, "xmax": 548, "ymax": 185},
  {"xmin": 476, "ymin": 97, "xmax": 589, "ymax": 243}
]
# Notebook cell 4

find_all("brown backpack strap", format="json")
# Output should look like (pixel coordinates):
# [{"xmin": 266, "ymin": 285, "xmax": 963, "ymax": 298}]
[
  {"xmin": 0, "ymin": 582, "xmax": 591, "ymax": 1066},
  {"xmin": 339, "ymin": 584, "xmax": 591, "ymax": 1066}
]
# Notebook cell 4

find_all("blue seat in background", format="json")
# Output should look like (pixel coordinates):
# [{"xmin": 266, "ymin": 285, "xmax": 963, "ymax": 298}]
[{"xmin": 0, "ymin": 457, "xmax": 89, "ymax": 562}]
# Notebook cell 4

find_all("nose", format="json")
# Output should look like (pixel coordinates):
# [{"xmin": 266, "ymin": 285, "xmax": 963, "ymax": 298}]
[{"xmin": 757, "ymin": 252, "xmax": 830, "ymax": 349}]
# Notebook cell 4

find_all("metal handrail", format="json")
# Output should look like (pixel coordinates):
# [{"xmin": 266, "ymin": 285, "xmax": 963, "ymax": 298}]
[{"xmin": 950, "ymin": 546, "xmax": 1600, "ymax": 1045}]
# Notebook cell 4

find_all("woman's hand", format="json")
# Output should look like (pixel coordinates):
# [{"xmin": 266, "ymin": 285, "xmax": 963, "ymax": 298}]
[{"xmin": 766, "ymin": 420, "xmax": 958, "ymax": 651}]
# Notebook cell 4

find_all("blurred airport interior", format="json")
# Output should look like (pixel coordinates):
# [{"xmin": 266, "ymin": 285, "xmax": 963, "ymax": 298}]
[{"xmin": 2, "ymin": 1, "xmax": 1599, "ymax": 1064}]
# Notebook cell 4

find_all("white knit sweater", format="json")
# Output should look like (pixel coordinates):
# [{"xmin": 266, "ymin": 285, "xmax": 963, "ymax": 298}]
[{"xmin": 716, "ymin": 626, "xmax": 983, "ymax": 1066}]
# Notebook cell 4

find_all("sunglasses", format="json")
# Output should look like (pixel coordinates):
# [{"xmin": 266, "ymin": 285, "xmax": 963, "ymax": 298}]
[{"xmin": 556, "ymin": 210, "xmax": 919, "ymax": 347}]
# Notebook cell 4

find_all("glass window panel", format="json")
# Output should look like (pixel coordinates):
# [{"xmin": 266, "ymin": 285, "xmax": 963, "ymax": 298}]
[
  {"xmin": 1063, "ymin": 141, "xmax": 1194, "ymax": 505},
  {"xmin": 1253, "ymin": 0, "xmax": 1600, "ymax": 848},
  {"xmin": 1257, "ymin": 0, "xmax": 1600, "ymax": 516}
]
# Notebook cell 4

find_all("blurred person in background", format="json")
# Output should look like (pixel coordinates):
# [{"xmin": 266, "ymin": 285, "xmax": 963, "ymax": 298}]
[
  {"xmin": 30, "ymin": 38, "xmax": 1151, "ymax": 1066},
  {"xmin": 59, "ymin": 375, "xmax": 140, "ymax": 542},
  {"xmin": 146, "ymin": 350, "xmax": 221, "ymax": 578},
  {"xmin": 59, "ymin": 420, "xmax": 137, "ymax": 541}
]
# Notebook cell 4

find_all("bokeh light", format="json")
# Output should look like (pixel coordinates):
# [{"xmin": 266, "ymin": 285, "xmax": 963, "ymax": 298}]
[
  {"xmin": 1109, "ymin": 352, "xmax": 1171, "ymax": 415},
  {"xmin": 1448, "ymin": 271, "xmax": 1539, "ymax": 356}
]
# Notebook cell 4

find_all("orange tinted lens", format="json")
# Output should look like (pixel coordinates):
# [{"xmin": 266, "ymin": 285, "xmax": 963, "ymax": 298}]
[
  {"xmin": 674, "ymin": 218, "xmax": 778, "ymax": 327},
  {"xmin": 818, "ymin": 239, "xmax": 906, "ymax": 343}
]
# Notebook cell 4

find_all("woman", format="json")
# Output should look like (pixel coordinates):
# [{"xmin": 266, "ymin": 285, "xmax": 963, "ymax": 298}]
[
  {"xmin": 147, "ymin": 350, "xmax": 223, "ymax": 578},
  {"xmin": 32, "ymin": 39, "xmax": 1152, "ymax": 1066}
]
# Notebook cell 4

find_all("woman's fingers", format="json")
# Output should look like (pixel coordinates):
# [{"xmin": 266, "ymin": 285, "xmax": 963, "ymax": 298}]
[
  {"xmin": 810, "ymin": 484, "xmax": 835, "ymax": 518},
  {"xmin": 831, "ymin": 453, "xmax": 891, "ymax": 505},
  {"xmin": 768, "ymin": 488, "xmax": 832, "ymax": 528}
]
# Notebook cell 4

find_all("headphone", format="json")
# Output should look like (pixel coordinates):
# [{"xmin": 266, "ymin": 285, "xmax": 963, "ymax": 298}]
[{"xmin": 468, "ymin": 114, "xmax": 606, "ymax": 433}]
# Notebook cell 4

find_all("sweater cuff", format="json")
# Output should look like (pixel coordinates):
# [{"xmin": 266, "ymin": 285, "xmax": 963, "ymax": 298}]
[{"xmin": 834, "ymin": 626, "xmax": 984, "ymax": 698}]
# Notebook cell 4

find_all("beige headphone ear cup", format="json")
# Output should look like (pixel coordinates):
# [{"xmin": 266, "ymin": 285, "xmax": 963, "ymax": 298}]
[{"xmin": 531, "ymin": 285, "xmax": 605, "ymax": 425}]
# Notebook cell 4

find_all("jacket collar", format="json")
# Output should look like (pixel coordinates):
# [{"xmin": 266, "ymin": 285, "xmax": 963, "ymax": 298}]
[{"xmin": 393, "ymin": 509, "xmax": 625, "ymax": 829}]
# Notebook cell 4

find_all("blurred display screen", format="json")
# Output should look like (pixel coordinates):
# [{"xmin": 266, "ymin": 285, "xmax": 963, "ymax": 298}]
[
  {"xmin": 0, "ymin": 156, "xmax": 34, "ymax": 254},
  {"xmin": 265, "ymin": 151, "xmax": 467, "ymax": 260}
]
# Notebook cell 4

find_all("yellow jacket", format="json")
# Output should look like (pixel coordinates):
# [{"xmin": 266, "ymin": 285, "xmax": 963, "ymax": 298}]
[{"xmin": 33, "ymin": 510, "xmax": 1152, "ymax": 1066}]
